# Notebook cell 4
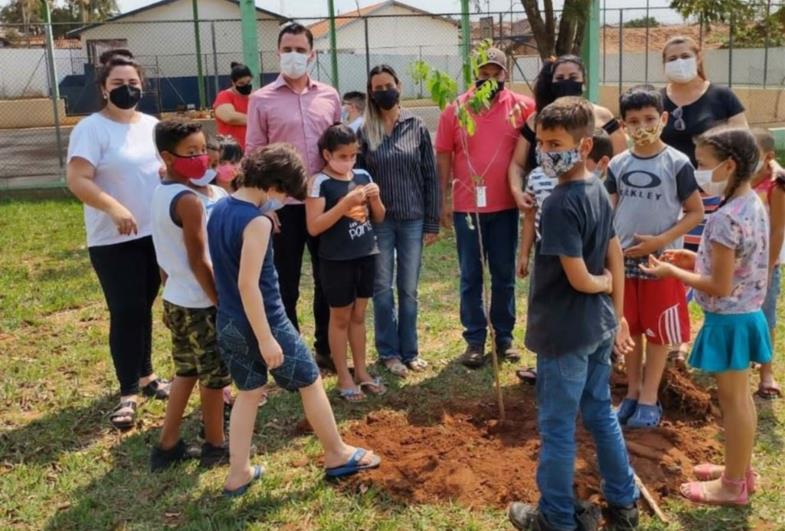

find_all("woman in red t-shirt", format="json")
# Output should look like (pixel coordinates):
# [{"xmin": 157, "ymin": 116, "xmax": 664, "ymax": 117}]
[{"xmin": 213, "ymin": 62, "xmax": 252, "ymax": 148}]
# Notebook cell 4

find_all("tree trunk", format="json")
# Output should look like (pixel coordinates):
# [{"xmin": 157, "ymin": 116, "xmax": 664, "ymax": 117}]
[{"xmin": 520, "ymin": 0, "xmax": 555, "ymax": 58}]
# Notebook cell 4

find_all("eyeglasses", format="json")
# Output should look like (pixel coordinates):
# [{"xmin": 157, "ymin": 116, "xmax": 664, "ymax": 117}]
[{"xmin": 672, "ymin": 106, "xmax": 686, "ymax": 132}]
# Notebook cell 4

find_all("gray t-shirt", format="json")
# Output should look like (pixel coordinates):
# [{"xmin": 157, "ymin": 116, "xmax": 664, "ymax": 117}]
[{"xmin": 606, "ymin": 146, "xmax": 697, "ymax": 251}]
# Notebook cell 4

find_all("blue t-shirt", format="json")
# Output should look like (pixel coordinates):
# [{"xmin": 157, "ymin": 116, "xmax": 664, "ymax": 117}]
[
  {"xmin": 207, "ymin": 196, "xmax": 288, "ymax": 330},
  {"xmin": 525, "ymin": 177, "xmax": 618, "ymax": 356}
]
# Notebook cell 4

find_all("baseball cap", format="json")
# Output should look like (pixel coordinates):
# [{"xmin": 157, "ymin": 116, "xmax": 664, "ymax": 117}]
[{"xmin": 479, "ymin": 48, "xmax": 507, "ymax": 71}]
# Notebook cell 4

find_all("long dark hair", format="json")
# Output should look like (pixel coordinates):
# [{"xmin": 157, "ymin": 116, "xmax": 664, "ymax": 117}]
[
  {"xmin": 364, "ymin": 64, "xmax": 400, "ymax": 151},
  {"xmin": 230, "ymin": 62, "xmax": 252, "ymax": 83},
  {"xmin": 695, "ymin": 127, "xmax": 759, "ymax": 207},
  {"xmin": 533, "ymin": 55, "xmax": 585, "ymax": 113},
  {"xmin": 97, "ymin": 49, "xmax": 143, "ymax": 108}
]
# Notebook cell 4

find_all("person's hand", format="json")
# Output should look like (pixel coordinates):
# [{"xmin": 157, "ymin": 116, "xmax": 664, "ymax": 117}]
[
  {"xmin": 268, "ymin": 211, "xmax": 282, "ymax": 234},
  {"xmin": 520, "ymin": 191, "xmax": 536, "ymax": 212},
  {"xmin": 639, "ymin": 254, "xmax": 676, "ymax": 278},
  {"xmin": 108, "ymin": 203, "xmax": 138, "ymax": 235},
  {"xmin": 423, "ymin": 233, "xmax": 439, "ymax": 246},
  {"xmin": 661, "ymin": 249, "xmax": 696, "ymax": 271},
  {"xmin": 614, "ymin": 317, "xmax": 635, "ymax": 358},
  {"xmin": 259, "ymin": 337, "xmax": 283, "ymax": 370},
  {"xmin": 624, "ymin": 234, "xmax": 663, "ymax": 258},
  {"xmin": 602, "ymin": 268, "xmax": 614, "ymax": 294},
  {"xmin": 517, "ymin": 253, "xmax": 530, "ymax": 278},
  {"xmin": 364, "ymin": 183, "xmax": 380, "ymax": 198},
  {"xmin": 343, "ymin": 187, "xmax": 367, "ymax": 208},
  {"xmin": 440, "ymin": 200, "xmax": 453, "ymax": 230},
  {"xmin": 508, "ymin": 101, "xmax": 528, "ymax": 128}
]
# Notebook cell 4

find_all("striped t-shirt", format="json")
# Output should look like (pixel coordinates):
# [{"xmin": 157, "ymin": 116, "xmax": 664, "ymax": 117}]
[{"xmin": 525, "ymin": 167, "xmax": 558, "ymax": 240}]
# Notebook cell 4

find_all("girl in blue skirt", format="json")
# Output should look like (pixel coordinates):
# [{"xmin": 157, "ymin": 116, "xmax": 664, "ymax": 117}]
[{"xmin": 642, "ymin": 126, "xmax": 771, "ymax": 507}]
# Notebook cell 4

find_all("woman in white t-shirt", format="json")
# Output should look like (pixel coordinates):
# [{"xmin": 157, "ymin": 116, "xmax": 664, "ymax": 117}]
[{"xmin": 67, "ymin": 49, "xmax": 169, "ymax": 429}]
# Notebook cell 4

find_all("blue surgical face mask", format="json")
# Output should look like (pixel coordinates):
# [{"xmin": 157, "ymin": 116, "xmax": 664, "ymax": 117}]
[{"xmin": 260, "ymin": 197, "xmax": 284, "ymax": 214}]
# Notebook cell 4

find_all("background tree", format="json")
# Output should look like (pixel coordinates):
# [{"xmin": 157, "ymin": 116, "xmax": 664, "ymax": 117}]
[
  {"xmin": 624, "ymin": 16, "xmax": 660, "ymax": 28},
  {"xmin": 519, "ymin": 0, "xmax": 591, "ymax": 58}
]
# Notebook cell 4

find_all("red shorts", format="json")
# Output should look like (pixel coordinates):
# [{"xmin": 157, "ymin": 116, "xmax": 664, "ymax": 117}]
[{"xmin": 624, "ymin": 277, "xmax": 690, "ymax": 345}]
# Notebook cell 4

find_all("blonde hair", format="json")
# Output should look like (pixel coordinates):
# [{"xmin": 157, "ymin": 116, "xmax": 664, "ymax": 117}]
[{"xmin": 663, "ymin": 36, "xmax": 707, "ymax": 80}]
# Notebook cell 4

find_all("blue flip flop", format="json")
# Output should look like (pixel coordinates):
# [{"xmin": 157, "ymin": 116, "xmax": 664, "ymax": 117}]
[
  {"xmin": 325, "ymin": 448, "xmax": 381, "ymax": 479},
  {"xmin": 223, "ymin": 464, "xmax": 264, "ymax": 498},
  {"xmin": 626, "ymin": 402, "xmax": 662, "ymax": 429},
  {"xmin": 616, "ymin": 398, "xmax": 638, "ymax": 426}
]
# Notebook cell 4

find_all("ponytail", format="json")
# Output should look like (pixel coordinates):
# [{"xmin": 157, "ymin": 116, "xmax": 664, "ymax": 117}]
[{"xmin": 695, "ymin": 126, "xmax": 759, "ymax": 207}]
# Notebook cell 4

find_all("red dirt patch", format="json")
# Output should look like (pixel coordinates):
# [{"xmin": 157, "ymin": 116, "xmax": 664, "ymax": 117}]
[{"xmin": 342, "ymin": 367, "xmax": 721, "ymax": 509}]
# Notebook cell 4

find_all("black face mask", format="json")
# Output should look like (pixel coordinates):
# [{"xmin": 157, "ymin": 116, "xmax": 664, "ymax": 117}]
[
  {"xmin": 236, "ymin": 83, "xmax": 252, "ymax": 96},
  {"xmin": 108, "ymin": 84, "xmax": 142, "ymax": 110},
  {"xmin": 475, "ymin": 78, "xmax": 505, "ymax": 100},
  {"xmin": 372, "ymin": 88, "xmax": 400, "ymax": 111},
  {"xmin": 551, "ymin": 79, "xmax": 583, "ymax": 99}
]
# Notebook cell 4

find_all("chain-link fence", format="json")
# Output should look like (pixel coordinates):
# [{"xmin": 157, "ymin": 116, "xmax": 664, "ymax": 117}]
[{"xmin": 1, "ymin": 5, "xmax": 784, "ymax": 189}]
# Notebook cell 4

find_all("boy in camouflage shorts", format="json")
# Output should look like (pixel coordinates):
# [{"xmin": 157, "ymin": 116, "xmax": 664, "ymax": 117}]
[{"xmin": 149, "ymin": 120, "xmax": 231, "ymax": 471}]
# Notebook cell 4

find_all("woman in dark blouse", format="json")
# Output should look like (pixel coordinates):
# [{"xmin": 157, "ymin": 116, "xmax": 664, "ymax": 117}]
[{"xmin": 357, "ymin": 64, "xmax": 439, "ymax": 378}]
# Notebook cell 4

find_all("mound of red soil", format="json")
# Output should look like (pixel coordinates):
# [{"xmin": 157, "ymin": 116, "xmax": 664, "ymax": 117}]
[{"xmin": 342, "ymin": 367, "xmax": 721, "ymax": 509}]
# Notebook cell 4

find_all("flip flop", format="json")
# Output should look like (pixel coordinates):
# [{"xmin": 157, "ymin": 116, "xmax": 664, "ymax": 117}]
[
  {"xmin": 383, "ymin": 358, "xmax": 408, "ymax": 377},
  {"xmin": 325, "ymin": 448, "xmax": 381, "ymax": 479},
  {"xmin": 223, "ymin": 464, "xmax": 264, "ymax": 498},
  {"xmin": 515, "ymin": 367, "xmax": 537, "ymax": 385},
  {"xmin": 338, "ymin": 386, "xmax": 366, "ymax": 402},
  {"xmin": 357, "ymin": 377, "xmax": 386, "ymax": 396},
  {"xmin": 406, "ymin": 358, "xmax": 428, "ymax": 372},
  {"xmin": 680, "ymin": 475, "xmax": 749, "ymax": 507},
  {"xmin": 756, "ymin": 382, "xmax": 782, "ymax": 400}
]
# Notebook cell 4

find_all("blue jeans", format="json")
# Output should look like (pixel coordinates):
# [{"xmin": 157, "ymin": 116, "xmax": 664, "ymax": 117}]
[
  {"xmin": 373, "ymin": 219, "xmax": 425, "ymax": 363},
  {"xmin": 762, "ymin": 265, "xmax": 781, "ymax": 329},
  {"xmin": 454, "ymin": 209, "xmax": 518, "ymax": 347},
  {"xmin": 536, "ymin": 338, "xmax": 638, "ymax": 530}
]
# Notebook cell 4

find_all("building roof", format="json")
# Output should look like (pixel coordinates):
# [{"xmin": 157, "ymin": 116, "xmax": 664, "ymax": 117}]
[
  {"xmin": 67, "ymin": 0, "xmax": 287, "ymax": 36},
  {"xmin": 307, "ymin": 0, "xmax": 458, "ymax": 40}
]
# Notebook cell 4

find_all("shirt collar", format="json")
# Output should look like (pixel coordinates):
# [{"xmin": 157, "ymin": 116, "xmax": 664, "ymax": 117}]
[{"xmin": 273, "ymin": 74, "xmax": 318, "ymax": 92}]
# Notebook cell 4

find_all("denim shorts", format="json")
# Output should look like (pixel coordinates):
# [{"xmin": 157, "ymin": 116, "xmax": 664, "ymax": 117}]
[
  {"xmin": 762, "ymin": 265, "xmax": 781, "ymax": 329},
  {"xmin": 217, "ymin": 315, "xmax": 320, "ymax": 391}
]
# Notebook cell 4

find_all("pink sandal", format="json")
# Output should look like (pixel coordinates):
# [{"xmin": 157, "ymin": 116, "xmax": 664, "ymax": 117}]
[
  {"xmin": 693, "ymin": 464, "xmax": 758, "ymax": 493},
  {"xmin": 680, "ymin": 474, "xmax": 749, "ymax": 507}
]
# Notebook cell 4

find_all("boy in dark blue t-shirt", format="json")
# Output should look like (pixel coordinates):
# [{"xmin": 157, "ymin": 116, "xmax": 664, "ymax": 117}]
[{"xmin": 508, "ymin": 97, "xmax": 639, "ymax": 530}]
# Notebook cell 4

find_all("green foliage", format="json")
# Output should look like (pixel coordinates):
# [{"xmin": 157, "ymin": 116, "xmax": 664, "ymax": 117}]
[
  {"xmin": 670, "ymin": 0, "xmax": 747, "ymax": 24},
  {"xmin": 623, "ymin": 16, "xmax": 660, "ymax": 28}
]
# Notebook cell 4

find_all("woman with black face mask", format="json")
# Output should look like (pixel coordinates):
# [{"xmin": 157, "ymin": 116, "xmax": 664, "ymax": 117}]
[
  {"xmin": 356, "ymin": 64, "xmax": 439, "ymax": 378},
  {"xmin": 66, "ymin": 49, "xmax": 170, "ymax": 430},
  {"xmin": 507, "ymin": 55, "xmax": 627, "ymax": 212},
  {"xmin": 213, "ymin": 62, "xmax": 253, "ymax": 148}
]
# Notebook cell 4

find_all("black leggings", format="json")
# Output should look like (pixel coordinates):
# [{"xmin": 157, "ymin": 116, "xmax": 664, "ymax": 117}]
[{"xmin": 89, "ymin": 236, "xmax": 161, "ymax": 396}]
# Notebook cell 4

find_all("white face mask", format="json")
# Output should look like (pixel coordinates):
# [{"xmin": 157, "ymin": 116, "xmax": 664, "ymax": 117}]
[
  {"xmin": 280, "ymin": 52, "xmax": 309, "ymax": 79},
  {"xmin": 694, "ymin": 162, "xmax": 727, "ymax": 197},
  {"xmin": 664, "ymin": 57, "xmax": 698, "ymax": 84},
  {"xmin": 189, "ymin": 168, "xmax": 216, "ymax": 187}
]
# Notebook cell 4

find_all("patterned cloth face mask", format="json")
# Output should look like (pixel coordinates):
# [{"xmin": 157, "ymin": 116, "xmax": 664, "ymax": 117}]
[{"xmin": 536, "ymin": 146, "xmax": 582, "ymax": 179}]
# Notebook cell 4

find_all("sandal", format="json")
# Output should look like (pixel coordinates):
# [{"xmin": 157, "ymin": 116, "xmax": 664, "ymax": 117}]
[
  {"xmin": 357, "ymin": 377, "xmax": 387, "ymax": 396},
  {"xmin": 625, "ymin": 402, "xmax": 662, "ymax": 429},
  {"xmin": 141, "ymin": 378, "xmax": 171, "ymax": 400},
  {"xmin": 694, "ymin": 464, "xmax": 758, "ymax": 493},
  {"xmin": 756, "ymin": 382, "xmax": 782, "ymax": 400},
  {"xmin": 616, "ymin": 398, "xmax": 638, "ymax": 426},
  {"xmin": 680, "ymin": 475, "xmax": 749, "ymax": 507},
  {"xmin": 383, "ymin": 358, "xmax": 408, "ymax": 377},
  {"xmin": 223, "ymin": 464, "xmax": 264, "ymax": 498},
  {"xmin": 338, "ymin": 386, "xmax": 366, "ymax": 402},
  {"xmin": 515, "ymin": 367, "xmax": 537, "ymax": 385},
  {"xmin": 406, "ymin": 358, "xmax": 428, "ymax": 372},
  {"xmin": 325, "ymin": 448, "xmax": 381, "ymax": 478},
  {"xmin": 109, "ymin": 399, "xmax": 137, "ymax": 430}
]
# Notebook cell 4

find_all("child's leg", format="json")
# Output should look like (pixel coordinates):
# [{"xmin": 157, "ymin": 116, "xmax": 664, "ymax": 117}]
[
  {"xmin": 717, "ymin": 370, "xmax": 757, "ymax": 480},
  {"xmin": 224, "ymin": 387, "xmax": 265, "ymax": 490},
  {"xmin": 625, "ymin": 336, "xmax": 644, "ymax": 400},
  {"xmin": 759, "ymin": 326, "xmax": 779, "ymax": 395},
  {"xmin": 639, "ymin": 343, "xmax": 669, "ymax": 405},
  {"xmin": 298, "ymin": 377, "xmax": 377, "ymax": 468},
  {"xmin": 159, "ymin": 376, "xmax": 197, "ymax": 449},
  {"xmin": 348, "ymin": 298, "xmax": 372, "ymax": 382},
  {"xmin": 200, "ymin": 385, "xmax": 226, "ymax": 447},
  {"xmin": 329, "ymin": 305, "xmax": 355, "ymax": 390}
]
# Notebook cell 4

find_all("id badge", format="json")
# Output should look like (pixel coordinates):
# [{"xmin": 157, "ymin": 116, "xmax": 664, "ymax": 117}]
[{"xmin": 476, "ymin": 186, "xmax": 487, "ymax": 208}]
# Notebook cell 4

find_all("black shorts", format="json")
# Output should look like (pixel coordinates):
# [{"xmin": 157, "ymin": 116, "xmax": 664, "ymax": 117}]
[{"xmin": 319, "ymin": 255, "xmax": 376, "ymax": 308}]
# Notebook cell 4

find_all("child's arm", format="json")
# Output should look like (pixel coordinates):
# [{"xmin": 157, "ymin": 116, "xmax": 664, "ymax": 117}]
[
  {"xmin": 517, "ymin": 211, "xmax": 536, "ymax": 278},
  {"xmin": 560, "ymin": 256, "xmax": 613, "ymax": 294},
  {"xmin": 605, "ymin": 236, "xmax": 625, "ymax": 317},
  {"xmin": 305, "ymin": 184, "xmax": 368, "ymax": 237},
  {"xmin": 238, "ymin": 216, "xmax": 283, "ymax": 369},
  {"xmin": 175, "ymin": 193, "xmax": 218, "ymax": 305},
  {"xmin": 641, "ymin": 242, "xmax": 734, "ymax": 297},
  {"xmin": 769, "ymin": 185, "xmax": 785, "ymax": 272},
  {"xmin": 364, "ymin": 182, "xmax": 386, "ymax": 223},
  {"xmin": 625, "ymin": 191, "xmax": 703, "ymax": 257}
]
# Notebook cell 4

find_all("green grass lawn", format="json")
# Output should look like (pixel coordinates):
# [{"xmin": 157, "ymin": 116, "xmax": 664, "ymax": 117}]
[{"xmin": 1, "ymin": 196, "xmax": 784, "ymax": 530}]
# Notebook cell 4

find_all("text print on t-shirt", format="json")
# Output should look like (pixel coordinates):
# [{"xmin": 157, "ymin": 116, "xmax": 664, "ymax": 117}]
[{"xmin": 618, "ymin": 170, "xmax": 663, "ymax": 201}]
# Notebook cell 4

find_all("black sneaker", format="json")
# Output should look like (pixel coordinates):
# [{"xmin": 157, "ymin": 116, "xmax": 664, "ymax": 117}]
[
  {"xmin": 150, "ymin": 439, "xmax": 199, "ymax": 472},
  {"xmin": 497, "ymin": 342, "xmax": 522, "ymax": 363},
  {"xmin": 200, "ymin": 441, "xmax": 230, "ymax": 468},
  {"xmin": 460, "ymin": 344, "xmax": 486, "ymax": 369},
  {"xmin": 606, "ymin": 502, "xmax": 639, "ymax": 530},
  {"xmin": 508, "ymin": 501, "xmax": 600, "ymax": 531},
  {"xmin": 314, "ymin": 351, "xmax": 336, "ymax": 372}
]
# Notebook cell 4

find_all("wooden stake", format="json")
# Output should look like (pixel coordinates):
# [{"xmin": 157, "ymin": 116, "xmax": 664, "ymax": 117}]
[{"xmin": 634, "ymin": 473, "xmax": 669, "ymax": 523}]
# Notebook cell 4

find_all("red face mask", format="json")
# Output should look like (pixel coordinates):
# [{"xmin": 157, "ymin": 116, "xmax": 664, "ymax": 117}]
[{"xmin": 172, "ymin": 153, "xmax": 210, "ymax": 182}]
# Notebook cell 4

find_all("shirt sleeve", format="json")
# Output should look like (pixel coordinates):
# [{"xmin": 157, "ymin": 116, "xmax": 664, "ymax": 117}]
[
  {"xmin": 308, "ymin": 175, "xmax": 324, "ymax": 199},
  {"xmin": 675, "ymin": 162, "xmax": 699, "ymax": 202},
  {"xmin": 213, "ymin": 90, "xmax": 231, "ymax": 110},
  {"xmin": 434, "ymin": 104, "xmax": 456, "ymax": 154},
  {"xmin": 67, "ymin": 119, "xmax": 102, "ymax": 167},
  {"xmin": 707, "ymin": 211, "xmax": 742, "ymax": 250},
  {"xmin": 420, "ymin": 124, "xmax": 440, "ymax": 234},
  {"xmin": 719, "ymin": 85, "xmax": 745, "ymax": 117},
  {"xmin": 332, "ymin": 91, "xmax": 342, "ymax": 123},
  {"xmin": 245, "ymin": 94, "xmax": 268, "ymax": 153},
  {"xmin": 539, "ymin": 200, "xmax": 584, "ymax": 258},
  {"xmin": 605, "ymin": 165, "xmax": 618, "ymax": 195}
]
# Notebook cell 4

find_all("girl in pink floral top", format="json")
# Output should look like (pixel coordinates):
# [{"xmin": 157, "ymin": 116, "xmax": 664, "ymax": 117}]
[{"xmin": 641, "ymin": 127, "xmax": 771, "ymax": 508}]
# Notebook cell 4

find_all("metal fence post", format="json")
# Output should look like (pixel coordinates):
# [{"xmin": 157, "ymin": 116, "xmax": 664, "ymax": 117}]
[
  {"xmin": 618, "ymin": 9, "xmax": 624, "ymax": 95},
  {"xmin": 644, "ymin": 0, "xmax": 650, "ymax": 84},
  {"xmin": 602, "ymin": 5, "xmax": 607, "ymax": 83},
  {"xmin": 581, "ymin": 0, "xmax": 600, "ymax": 103},
  {"xmin": 327, "ymin": 0, "xmax": 339, "ymax": 90},
  {"xmin": 43, "ymin": 13, "xmax": 65, "ymax": 180},
  {"xmin": 211, "ymin": 21, "xmax": 220, "ymax": 98},
  {"xmin": 192, "ymin": 1, "xmax": 206, "ymax": 109},
  {"xmin": 763, "ymin": 0, "xmax": 771, "ymax": 88},
  {"xmin": 364, "ymin": 17, "xmax": 371, "ymax": 76},
  {"xmin": 240, "ymin": 0, "xmax": 261, "ymax": 84},
  {"xmin": 728, "ymin": 12, "xmax": 734, "ymax": 88},
  {"xmin": 460, "ymin": 0, "xmax": 471, "ymax": 89}
]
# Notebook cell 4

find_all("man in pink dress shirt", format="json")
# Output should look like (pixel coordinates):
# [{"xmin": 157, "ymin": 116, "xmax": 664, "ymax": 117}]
[{"xmin": 246, "ymin": 23, "xmax": 341, "ymax": 370}]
